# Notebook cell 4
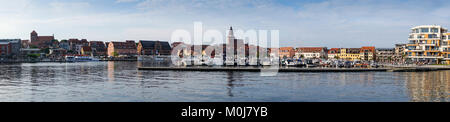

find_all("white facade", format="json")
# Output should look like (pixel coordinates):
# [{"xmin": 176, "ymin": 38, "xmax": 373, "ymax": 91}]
[
  {"xmin": 406, "ymin": 25, "xmax": 448, "ymax": 61},
  {"xmin": 295, "ymin": 52, "xmax": 324, "ymax": 59},
  {"xmin": 328, "ymin": 54, "xmax": 337, "ymax": 59}
]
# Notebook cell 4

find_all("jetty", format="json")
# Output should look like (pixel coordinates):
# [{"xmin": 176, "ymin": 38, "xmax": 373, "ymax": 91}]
[{"xmin": 138, "ymin": 66, "xmax": 450, "ymax": 72}]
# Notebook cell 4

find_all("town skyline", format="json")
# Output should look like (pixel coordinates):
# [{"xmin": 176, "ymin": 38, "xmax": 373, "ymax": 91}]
[{"xmin": 1, "ymin": 0, "xmax": 450, "ymax": 48}]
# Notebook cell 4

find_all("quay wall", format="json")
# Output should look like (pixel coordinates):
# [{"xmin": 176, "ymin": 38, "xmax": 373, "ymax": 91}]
[{"xmin": 138, "ymin": 66, "xmax": 450, "ymax": 72}]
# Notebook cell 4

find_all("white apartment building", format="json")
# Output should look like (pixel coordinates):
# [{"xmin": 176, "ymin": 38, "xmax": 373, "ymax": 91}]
[{"xmin": 405, "ymin": 25, "xmax": 449, "ymax": 64}]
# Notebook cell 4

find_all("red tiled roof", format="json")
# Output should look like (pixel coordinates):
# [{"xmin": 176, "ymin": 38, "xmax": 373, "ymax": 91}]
[
  {"xmin": 297, "ymin": 47, "xmax": 326, "ymax": 53},
  {"xmin": 279, "ymin": 47, "xmax": 294, "ymax": 50},
  {"xmin": 38, "ymin": 36, "xmax": 54, "ymax": 41},
  {"xmin": 360, "ymin": 46, "xmax": 376, "ymax": 52},
  {"xmin": 328, "ymin": 48, "xmax": 340, "ymax": 54}
]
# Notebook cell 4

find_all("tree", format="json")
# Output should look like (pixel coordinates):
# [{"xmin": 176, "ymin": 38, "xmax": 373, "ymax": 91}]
[
  {"xmin": 52, "ymin": 39, "xmax": 59, "ymax": 43},
  {"xmin": 112, "ymin": 52, "xmax": 119, "ymax": 57},
  {"xmin": 27, "ymin": 54, "xmax": 40, "ymax": 59},
  {"xmin": 335, "ymin": 55, "xmax": 340, "ymax": 59},
  {"xmin": 67, "ymin": 50, "xmax": 75, "ymax": 54},
  {"xmin": 41, "ymin": 48, "xmax": 50, "ymax": 54}
]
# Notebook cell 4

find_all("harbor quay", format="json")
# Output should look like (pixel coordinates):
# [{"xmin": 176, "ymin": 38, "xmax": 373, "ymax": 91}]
[{"xmin": 138, "ymin": 65, "xmax": 450, "ymax": 72}]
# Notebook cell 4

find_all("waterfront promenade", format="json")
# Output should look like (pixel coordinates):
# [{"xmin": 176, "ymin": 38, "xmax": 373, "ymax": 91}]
[{"xmin": 138, "ymin": 65, "xmax": 450, "ymax": 72}]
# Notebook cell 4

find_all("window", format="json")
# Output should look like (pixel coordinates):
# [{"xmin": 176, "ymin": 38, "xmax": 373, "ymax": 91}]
[
  {"xmin": 431, "ymin": 28, "xmax": 439, "ymax": 33},
  {"xmin": 421, "ymin": 28, "xmax": 429, "ymax": 33},
  {"xmin": 429, "ymin": 34, "xmax": 438, "ymax": 38}
]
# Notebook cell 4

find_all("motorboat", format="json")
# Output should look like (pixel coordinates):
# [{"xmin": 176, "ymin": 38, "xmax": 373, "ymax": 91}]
[{"xmin": 65, "ymin": 56, "xmax": 99, "ymax": 62}]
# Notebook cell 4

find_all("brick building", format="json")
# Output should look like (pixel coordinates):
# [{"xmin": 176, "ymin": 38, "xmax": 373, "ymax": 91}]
[
  {"xmin": 89, "ymin": 41, "xmax": 107, "ymax": 57},
  {"xmin": 30, "ymin": 30, "xmax": 55, "ymax": 49},
  {"xmin": 107, "ymin": 40, "xmax": 137, "ymax": 57}
]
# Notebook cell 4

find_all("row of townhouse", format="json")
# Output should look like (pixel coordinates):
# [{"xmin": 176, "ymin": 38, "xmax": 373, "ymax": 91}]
[
  {"xmin": 26, "ymin": 31, "xmax": 174, "ymax": 58},
  {"xmin": 107, "ymin": 40, "xmax": 172, "ymax": 57},
  {"xmin": 277, "ymin": 46, "xmax": 376, "ymax": 61}
]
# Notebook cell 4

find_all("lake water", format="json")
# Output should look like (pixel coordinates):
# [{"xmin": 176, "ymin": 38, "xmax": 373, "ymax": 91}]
[{"xmin": 0, "ymin": 61, "xmax": 448, "ymax": 102}]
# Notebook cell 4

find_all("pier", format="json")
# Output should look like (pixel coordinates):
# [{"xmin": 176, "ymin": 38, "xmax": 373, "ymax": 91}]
[
  {"xmin": 138, "ymin": 66, "xmax": 450, "ymax": 72},
  {"xmin": 138, "ymin": 67, "xmax": 389, "ymax": 72}
]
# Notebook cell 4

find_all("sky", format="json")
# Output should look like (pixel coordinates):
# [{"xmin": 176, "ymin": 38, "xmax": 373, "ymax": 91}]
[{"xmin": 0, "ymin": 0, "xmax": 449, "ymax": 48}]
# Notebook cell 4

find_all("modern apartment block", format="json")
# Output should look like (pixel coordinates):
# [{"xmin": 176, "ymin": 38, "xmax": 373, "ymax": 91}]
[
  {"xmin": 0, "ymin": 39, "xmax": 22, "ymax": 57},
  {"xmin": 442, "ymin": 33, "xmax": 450, "ymax": 64},
  {"xmin": 405, "ymin": 25, "xmax": 449, "ymax": 64},
  {"xmin": 376, "ymin": 48, "xmax": 395, "ymax": 63}
]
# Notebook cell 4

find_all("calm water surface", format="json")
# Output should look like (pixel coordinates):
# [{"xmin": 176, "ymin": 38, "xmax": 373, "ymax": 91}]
[{"xmin": 0, "ymin": 61, "xmax": 448, "ymax": 102}]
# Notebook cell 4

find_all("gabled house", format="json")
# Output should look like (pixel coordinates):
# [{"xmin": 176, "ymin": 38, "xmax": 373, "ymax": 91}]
[
  {"xmin": 137, "ymin": 40, "xmax": 172, "ymax": 56},
  {"xmin": 107, "ymin": 40, "xmax": 137, "ymax": 57}
]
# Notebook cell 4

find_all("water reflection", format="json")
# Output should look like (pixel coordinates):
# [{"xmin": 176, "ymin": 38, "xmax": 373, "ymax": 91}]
[
  {"xmin": 226, "ymin": 72, "xmax": 245, "ymax": 97},
  {"xmin": 108, "ymin": 61, "xmax": 115, "ymax": 82},
  {"xmin": 406, "ymin": 71, "xmax": 449, "ymax": 102},
  {"xmin": 0, "ymin": 62, "xmax": 449, "ymax": 102}
]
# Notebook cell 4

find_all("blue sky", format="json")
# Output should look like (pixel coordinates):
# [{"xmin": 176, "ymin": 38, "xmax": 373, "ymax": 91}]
[{"xmin": 0, "ymin": 0, "xmax": 449, "ymax": 48}]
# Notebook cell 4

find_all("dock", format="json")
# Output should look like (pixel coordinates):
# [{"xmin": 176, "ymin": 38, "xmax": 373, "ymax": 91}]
[
  {"xmin": 388, "ymin": 66, "xmax": 450, "ymax": 72},
  {"xmin": 138, "ymin": 67, "xmax": 389, "ymax": 72},
  {"xmin": 138, "ymin": 66, "xmax": 450, "ymax": 72}
]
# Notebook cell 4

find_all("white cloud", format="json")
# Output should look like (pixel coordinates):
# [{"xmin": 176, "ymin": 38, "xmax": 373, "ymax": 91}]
[
  {"xmin": 115, "ymin": 0, "xmax": 139, "ymax": 3},
  {"xmin": 49, "ymin": 1, "xmax": 91, "ymax": 15},
  {"xmin": 1, "ymin": 0, "xmax": 450, "ymax": 48},
  {"xmin": 0, "ymin": 0, "xmax": 31, "ymax": 13}
]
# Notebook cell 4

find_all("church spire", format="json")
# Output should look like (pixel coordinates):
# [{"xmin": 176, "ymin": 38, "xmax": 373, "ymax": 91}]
[{"xmin": 228, "ymin": 26, "xmax": 235, "ymax": 39}]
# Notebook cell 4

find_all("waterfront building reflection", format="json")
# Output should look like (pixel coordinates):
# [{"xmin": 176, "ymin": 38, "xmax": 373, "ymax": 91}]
[
  {"xmin": 406, "ymin": 71, "xmax": 449, "ymax": 102},
  {"xmin": 108, "ymin": 61, "xmax": 115, "ymax": 82}
]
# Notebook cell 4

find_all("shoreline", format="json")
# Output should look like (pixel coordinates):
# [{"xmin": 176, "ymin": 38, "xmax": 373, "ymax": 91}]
[
  {"xmin": 0, "ymin": 59, "xmax": 138, "ymax": 63},
  {"xmin": 138, "ymin": 66, "xmax": 450, "ymax": 72}
]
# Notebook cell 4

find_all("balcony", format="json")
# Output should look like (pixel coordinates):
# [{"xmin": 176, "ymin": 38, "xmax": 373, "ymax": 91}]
[{"xmin": 407, "ymin": 48, "xmax": 424, "ymax": 51}]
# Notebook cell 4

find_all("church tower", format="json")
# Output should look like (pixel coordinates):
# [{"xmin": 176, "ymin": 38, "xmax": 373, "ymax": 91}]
[
  {"xmin": 31, "ymin": 30, "xmax": 38, "ymax": 42},
  {"xmin": 227, "ymin": 26, "xmax": 235, "ymax": 44}
]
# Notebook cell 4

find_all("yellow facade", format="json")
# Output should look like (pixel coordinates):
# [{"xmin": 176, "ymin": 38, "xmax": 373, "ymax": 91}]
[{"xmin": 337, "ymin": 48, "xmax": 360, "ymax": 61}]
